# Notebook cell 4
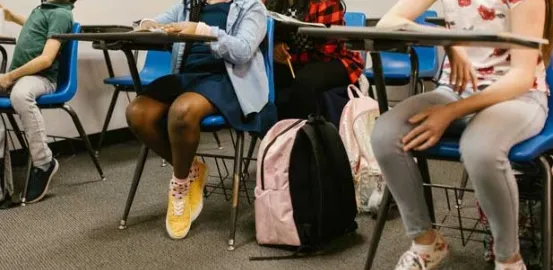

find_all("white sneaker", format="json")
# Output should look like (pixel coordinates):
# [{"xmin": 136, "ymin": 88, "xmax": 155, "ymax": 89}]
[
  {"xmin": 495, "ymin": 260, "xmax": 526, "ymax": 270},
  {"xmin": 395, "ymin": 231, "xmax": 449, "ymax": 270}
]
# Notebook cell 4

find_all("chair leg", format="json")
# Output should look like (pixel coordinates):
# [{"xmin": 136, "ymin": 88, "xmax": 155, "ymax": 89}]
[
  {"xmin": 213, "ymin": 132, "xmax": 223, "ymax": 150},
  {"xmin": 241, "ymin": 135, "xmax": 258, "ymax": 205},
  {"xmin": 539, "ymin": 156, "xmax": 552, "ymax": 270},
  {"xmin": 95, "ymin": 88, "xmax": 121, "ymax": 157},
  {"xmin": 20, "ymin": 153, "xmax": 33, "ymax": 206},
  {"xmin": 61, "ymin": 104, "xmax": 106, "ymax": 181},
  {"xmin": 119, "ymin": 145, "xmax": 149, "ymax": 229},
  {"xmin": 6, "ymin": 114, "xmax": 27, "ymax": 149},
  {"xmin": 457, "ymin": 169, "xmax": 469, "ymax": 205},
  {"xmin": 161, "ymin": 159, "xmax": 168, "ymax": 167},
  {"xmin": 416, "ymin": 155, "xmax": 436, "ymax": 223},
  {"xmin": 228, "ymin": 131, "xmax": 244, "ymax": 251},
  {"xmin": 364, "ymin": 187, "xmax": 392, "ymax": 270}
]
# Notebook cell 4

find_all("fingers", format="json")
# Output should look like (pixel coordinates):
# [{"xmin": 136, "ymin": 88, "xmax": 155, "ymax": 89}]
[
  {"xmin": 403, "ymin": 130, "xmax": 432, "ymax": 152},
  {"xmin": 470, "ymin": 69, "xmax": 479, "ymax": 91},
  {"xmin": 414, "ymin": 136, "xmax": 438, "ymax": 151},
  {"xmin": 408, "ymin": 111, "xmax": 429, "ymax": 125},
  {"xmin": 402, "ymin": 124, "xmax": 426, "ymax": 145}
]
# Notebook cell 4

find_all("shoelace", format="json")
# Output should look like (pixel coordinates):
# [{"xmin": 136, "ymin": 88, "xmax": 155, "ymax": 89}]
[
  {"xmin": 171, "ymin": 181, "xmax": 190, "ymax": 216},
  {"xmin": 396, "ymin": 251, "xmax": 427, "ymax": 270}
]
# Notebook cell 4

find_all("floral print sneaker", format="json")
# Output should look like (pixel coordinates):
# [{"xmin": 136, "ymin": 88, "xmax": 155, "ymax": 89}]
[{"xmin": 395, "ymin": 231, "xmax": 449, "ymax": 270}]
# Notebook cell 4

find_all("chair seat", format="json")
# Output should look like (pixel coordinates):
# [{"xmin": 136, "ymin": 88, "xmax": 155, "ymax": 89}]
[
  {"xmin": 200, "ymin": 115, "xmax": 227, "ymax": 130},
  {"xmin": 104, "ymin": 73, "xmax": 163, "ymax": 87},
  {"xmin": 424, "ymin": 119, "xmax": 553, "ymax": 162},
  {"xmin": 365, "ymin": 47, "xmax": 439, "ymax": 84},
  {"xmin": 0, "ymin": 85, "xmax": 75, "ymax": 109}
]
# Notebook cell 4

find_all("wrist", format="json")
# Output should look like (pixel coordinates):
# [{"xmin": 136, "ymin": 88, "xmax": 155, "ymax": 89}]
[{"xmin": 444, "ymin": 103, "xmax": 461, "ymax": 119}]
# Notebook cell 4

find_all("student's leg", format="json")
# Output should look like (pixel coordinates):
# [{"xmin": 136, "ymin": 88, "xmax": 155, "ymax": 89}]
[
  {"xmin": 287, "ymin": 60, "xmax": 350, "ymax": 118},
  {"xmin": 459, "ymin": 91, "xmax": 547, "ymax": 265},
  {"xmin": 371, "ymin": 87, "xmax": 461, "ymax": 269},
  {"xmin": 10, "ymin": 76, "xmax": 56, "ymax": 169},
  {"xmin": 126, "ymin": 96, "xmax": 172, "ymax": 163},
  {"xmin": 164, "ymin": 92, "xmax": 216, "ymax": 239},
  {"xmin": 273, "ymin": 63, "xmax": 295, "ymax": 119}
]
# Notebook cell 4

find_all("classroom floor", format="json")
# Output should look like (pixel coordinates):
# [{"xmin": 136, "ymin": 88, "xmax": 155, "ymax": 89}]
[{"xmin": 0, "ymin": 131, "xmax": 494, "ymax": 270}]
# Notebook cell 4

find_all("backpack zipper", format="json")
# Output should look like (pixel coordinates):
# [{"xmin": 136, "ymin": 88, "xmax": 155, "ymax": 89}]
[{"xmin": 260, "ymin": 119, "xmax": 304, "ymax": 190}]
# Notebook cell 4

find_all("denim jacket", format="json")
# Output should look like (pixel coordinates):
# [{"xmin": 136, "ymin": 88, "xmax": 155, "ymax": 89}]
[{"xmin": 155, "ymin": 0, "xmax": 268, "ymax": 116}]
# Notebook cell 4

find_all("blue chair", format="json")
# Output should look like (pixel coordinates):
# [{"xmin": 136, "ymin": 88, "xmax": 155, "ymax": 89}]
[
  {"xmin": 365, "ymin": 61, "xmax": 553, "ymax": 269},
  {"xmin": 118, "ymin": 18, "xmax": 277, "ymax": 251},
  {"xmin": 96, "ymin": 50, "xmax": 172, "ymax": 154},
  {"xmin": 0, "ymin": 23, "xmax": 105, "ymax": 202},
  {"xmin": 364, "ymin": 11, "xmax": 440, "ymax": 95}
]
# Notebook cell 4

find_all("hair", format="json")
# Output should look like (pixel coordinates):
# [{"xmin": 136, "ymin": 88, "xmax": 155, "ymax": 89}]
[
  {"xmin": 265, "ymin": 0, "xmax": 346, "ymax": 21},
  {"xmin": 543, "ymin": 0, "xmax": 552, "ymax": 66}
]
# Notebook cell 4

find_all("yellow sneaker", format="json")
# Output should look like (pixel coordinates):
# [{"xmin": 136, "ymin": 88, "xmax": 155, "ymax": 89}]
[
  {"xmin": 190, "ymin": 158, "xmax": 209, "ymax": 221},
  {"xmin": 166, "ymin": 180, "xmax": 192, "ymax": 239}
]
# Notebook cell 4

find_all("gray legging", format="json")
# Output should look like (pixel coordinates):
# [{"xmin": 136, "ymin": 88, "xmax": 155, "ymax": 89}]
[{"xmin": 371, "ymin": 86, "xmax": 548, "ymax": 261}]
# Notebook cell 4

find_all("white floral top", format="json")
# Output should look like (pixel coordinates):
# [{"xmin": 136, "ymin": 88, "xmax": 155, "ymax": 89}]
[{"xmin": 438, "ymin": 0, "xmax": 548, "ymax": 93}]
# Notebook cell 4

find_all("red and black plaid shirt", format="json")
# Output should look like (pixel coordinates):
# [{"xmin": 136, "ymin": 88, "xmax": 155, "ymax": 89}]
[{"xmin": 290, "ymin": 0, "xmax": 365, "ymax": 83}]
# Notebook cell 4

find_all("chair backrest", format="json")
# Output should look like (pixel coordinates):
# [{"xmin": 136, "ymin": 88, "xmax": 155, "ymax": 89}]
[
  {"xmin": 264, "ymin": 17, "xmax": 276, "ymax": 103},
  {"xmin": 344, "ymin": 12, "xmax": 368, "ymax": 63},
  {"xmin": 546, "ymin": 58, "xmax": 553, "ymax": 112},
  {"xmin": 54, "ymin": 23, "xmax": 81, "ymax": 101},
  {"xmin": 344, "ymin": 12, "xmax": 366, "ymax": 27},
  {"xmin": 141, "ymin": 50, "xmax": 172, "ymax": 76}
]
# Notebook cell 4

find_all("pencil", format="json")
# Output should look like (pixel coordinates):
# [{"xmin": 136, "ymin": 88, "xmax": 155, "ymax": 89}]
[{"xmin": 286, "ymin": 58, "xmax": 296, "ymax": 79}]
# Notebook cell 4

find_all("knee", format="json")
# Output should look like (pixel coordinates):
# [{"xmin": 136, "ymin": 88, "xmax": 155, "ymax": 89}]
[
  {"xmin": 10, "ymin": 89, "xmax": 33, "ymax": 110},
  {"xmin": 167, "ymin": 102, "xmax": 202, "ymax": 131},
  {"xmin": 460, "ymin": 136, "xmax": 507, "ymax": 175},
  {"xmin": 126, "ymin": 100, "xmax": 150, "ymax": 130},
  {"xmin": 370, "ymin": 113, "xmax": 405, "ymax": 159}
]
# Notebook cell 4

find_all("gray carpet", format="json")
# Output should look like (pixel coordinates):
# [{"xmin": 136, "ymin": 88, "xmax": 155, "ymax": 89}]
[{"xmin": 0, "ymin": 131, "xmax": 494, "ymax": 270}]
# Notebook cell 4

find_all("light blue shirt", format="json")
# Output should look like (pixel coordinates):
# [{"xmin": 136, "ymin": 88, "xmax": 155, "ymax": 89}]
[{"xmin": 155, "ymin": 0, "xmax": 268, "ymax": 116}]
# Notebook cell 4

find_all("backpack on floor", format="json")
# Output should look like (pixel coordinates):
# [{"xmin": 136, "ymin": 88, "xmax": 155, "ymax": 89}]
[
  {"xmin": 338, "ymin": 78, "xmax": 385, "ymax": 215},
  {"xmin": 0, "ymin": 119, "xmax": 15, "ymax": 207},
  {"xmin": 254, "ymin": 115, "xmax": 358, "ymax": 256}
]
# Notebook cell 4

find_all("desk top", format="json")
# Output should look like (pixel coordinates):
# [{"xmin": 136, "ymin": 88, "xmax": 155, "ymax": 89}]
[
  {"xmin": 81, "ymin": 25, "xmax": 134, "ymax": 33},
  {"xmin": 298, "ymin": 26, "xmax": 545, "ymax": 50},
  {"xmin": 53, "ymin": 32, "xmax": 217, "ymax": 45},
  {"xmin": 0, "ymin": 35, "xmax": 16, "ymax": 45}
]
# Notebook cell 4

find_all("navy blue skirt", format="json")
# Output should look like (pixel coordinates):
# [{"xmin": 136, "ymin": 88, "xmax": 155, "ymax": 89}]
[{"xmin": 141, "ymin": 73, "xmax": 276, "ymax": 136}]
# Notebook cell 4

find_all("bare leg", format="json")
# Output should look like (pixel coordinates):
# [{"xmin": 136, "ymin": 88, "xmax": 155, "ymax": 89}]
[
  {"xmin": 167, "ymin": 92, "xmax": 216, "ymax": 179},
  {"xmin": 126, "ymin": 96, "xmax": 173, "ymax": 163}
]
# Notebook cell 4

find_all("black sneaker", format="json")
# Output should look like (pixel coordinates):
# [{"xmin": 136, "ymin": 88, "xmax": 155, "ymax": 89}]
[{"xmin": 25, "ymin": 159, "xmax": 59, "ymax": 204}]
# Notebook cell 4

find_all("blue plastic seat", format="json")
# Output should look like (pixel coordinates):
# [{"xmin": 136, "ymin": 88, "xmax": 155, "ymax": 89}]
[
  {"xmin": 103, "ymin": 50, "xmax": 172, "ymax": 87},
  {"xmin": 0, "ymin": 23, "xmax": 105, "ymax": 199},
  {"xmin": 364, "ymin": 11, "xmax": 440, "ymax": 85}
]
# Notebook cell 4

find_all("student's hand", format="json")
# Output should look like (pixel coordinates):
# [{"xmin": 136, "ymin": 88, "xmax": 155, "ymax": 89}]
[
  {"xmin": 274, "ymin": 43, "xmax": 291, "ymax": 65},
  {"xmin": 401, "ymin": 105, "xmax": 456, "ymax": 152},
  {"xmin": 0, "ymin": 5, "xmax": 14, "ymax": 23},
  {"xmin": 0, "ymin": 73, "xmax": 14, "ymax": 92},
  {"xmin": 161, "ymin": 22, "xmax": 198, "ymax": 35},
  {"xmin": 446, "ymin": 46, "xmax": 479, "ymax": 94}
]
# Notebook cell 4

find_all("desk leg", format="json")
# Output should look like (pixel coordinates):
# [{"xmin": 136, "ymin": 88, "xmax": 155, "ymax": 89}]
[
  {"xmin": 370, "ymin": 52, "xmax": 390, "ymax": 114},
  {"xmin": 122, "ymin": 49, "xmax": 143, "ymax": 94}
]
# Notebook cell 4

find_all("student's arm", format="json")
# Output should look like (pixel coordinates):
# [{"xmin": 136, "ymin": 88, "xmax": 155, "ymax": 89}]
[
  {"xmin": 376, "ymin": 0, "xmax": 436, "ymax": 28},
  {"xmin": 0, "ymin": 5, "xmax": 26, "ymax": 26},
  {"xmin": 154, "ymin": 2, "xmax": 182, "ymax": 24},
  {"xmin": 4, "ymin": 40, "xmax": 61, "ymax": 82},
  {"xmin": 402, "ymin": 0, "xmax": 546, "ymax": 151},
  {"xmin": 208, "ymin": 2, "xmax": 267, "ymax": 65}
]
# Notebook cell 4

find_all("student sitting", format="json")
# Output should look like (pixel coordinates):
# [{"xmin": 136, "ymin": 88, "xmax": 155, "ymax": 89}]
[
  {"xmin": 126, "ymin": 0, "xmax": 274, "ymax": 239},
  {"xmin": 371, "ymin": 0, "xmax": 552, "ymax": 269},
  {"xmin": 266, "ymin": 0, "xmax": 364, "ymax": 119},
  {"xmin": 0, "ymin": 0, "xmax": 76, "ymax": 204}
]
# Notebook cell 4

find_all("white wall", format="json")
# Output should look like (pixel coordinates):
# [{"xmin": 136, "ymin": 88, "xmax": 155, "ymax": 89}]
[
  {"xmin": 2, "ymin": 0, "xmax": 177, "ymax": 139},
  {"xmin": 0, "ymin": 0, "xmax": 442, "ymax": 140}
]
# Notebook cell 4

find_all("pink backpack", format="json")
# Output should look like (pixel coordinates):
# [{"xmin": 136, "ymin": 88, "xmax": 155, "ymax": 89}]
[
  {"xmin": 254, "ymin": 116, "xmax": 357, "ymax": 251},
  {"xmin": 339, "ymin": 79, "xmax": 386, "ymax": 214}
]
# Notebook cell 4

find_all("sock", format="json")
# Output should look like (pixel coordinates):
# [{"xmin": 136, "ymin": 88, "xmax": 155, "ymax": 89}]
[
  {"xmin": 496, "ymin": 260, "xmax": 526, "ymax": 270},
  {"xmin": 171, "ymin": 174, "xmax": 190, "ymax": 199},
  {"xmin": 188, "ymin": 160, "xmax": 200, "ymax": 183},
  {"xmin": 36, "ymin": 161, "xmax": 51, "ymax": 172},
  {"xmin": 411, "ymin": 231, "xmax": 440, "ymax": 254}
]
